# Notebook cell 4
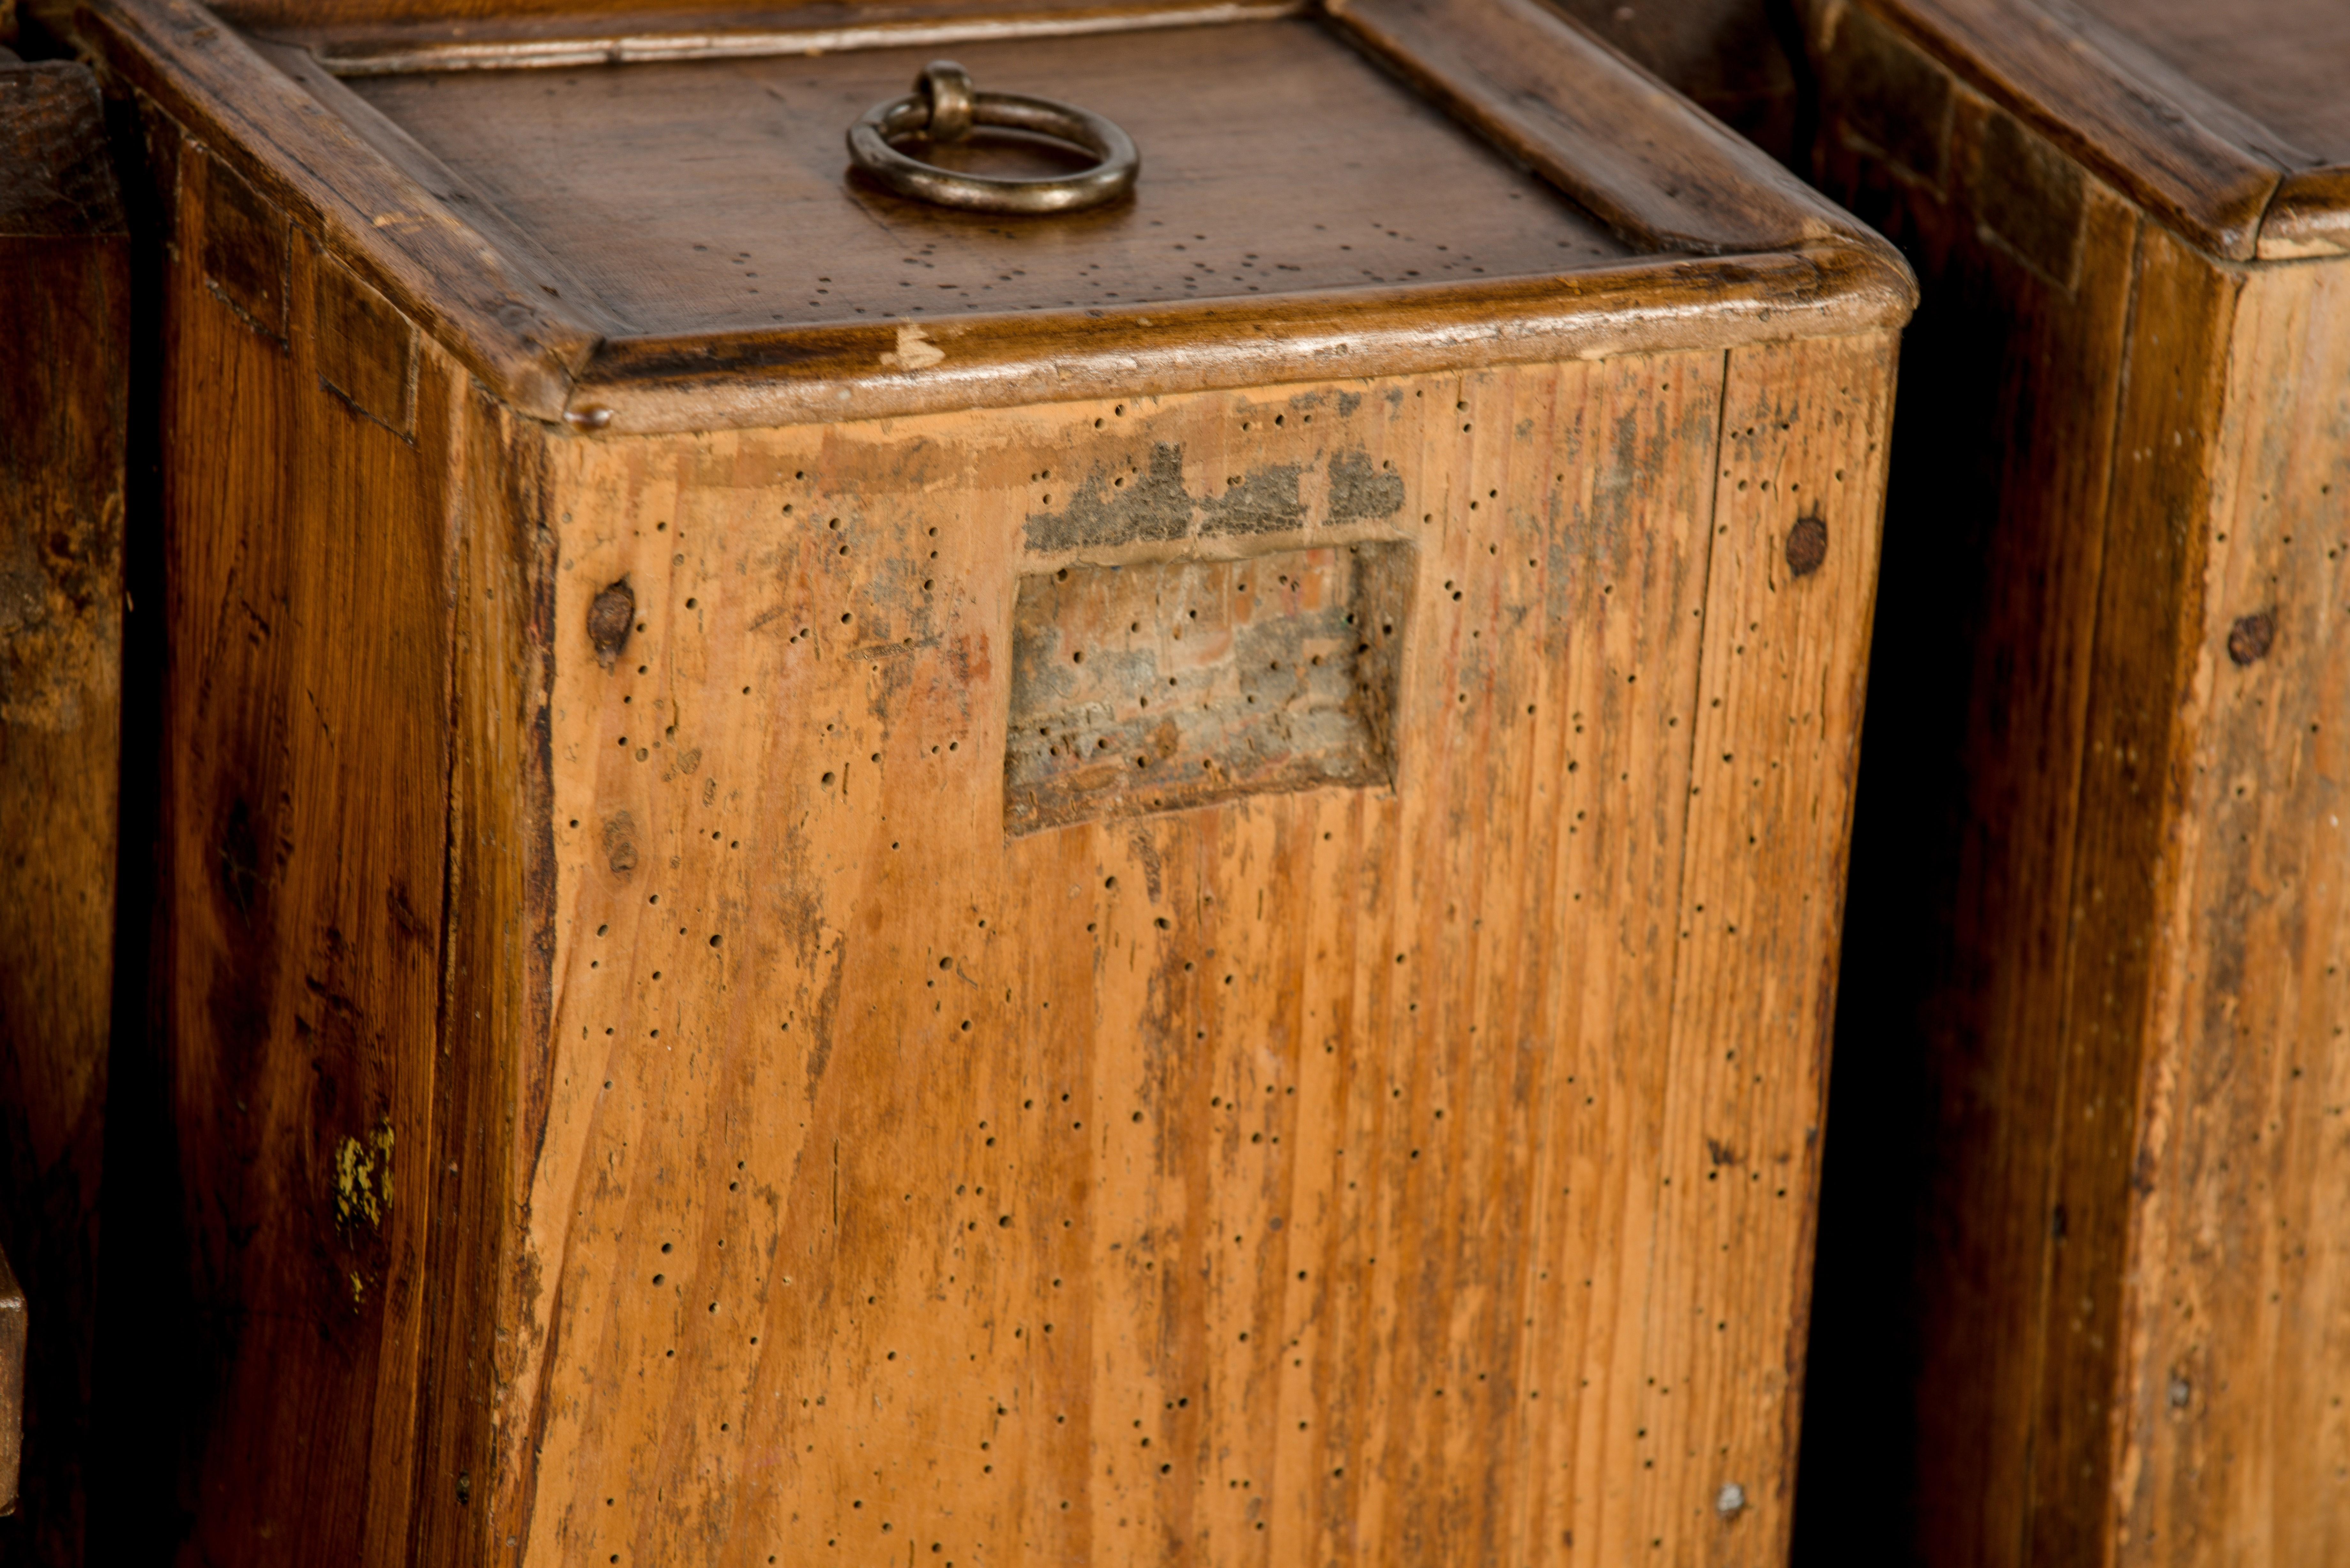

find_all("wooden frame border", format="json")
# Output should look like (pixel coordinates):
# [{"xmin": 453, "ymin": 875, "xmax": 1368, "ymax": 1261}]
[{"xmin": 81, "ymin": 0, "xmax": 1914, "ymax": 428}]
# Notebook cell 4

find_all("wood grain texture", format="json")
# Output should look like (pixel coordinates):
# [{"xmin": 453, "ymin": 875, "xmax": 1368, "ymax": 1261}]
[
  {"xmin": 2026, "ymin": 216, "xmax": 2238, "ymax": 1568},
  {"xmin": 1814, "ymin": 0, "xmax": 2331, "ymax": 262},
  {"xmin": 2111, "ymin": 253, "xmax": 2350, "ymax": 1568},
  {"xmin": 81, "ymin": 0, "xmax": 606, "ymax": 417},
  {"xmin": 2066, "ymin": 0, "xmax": 2350, "ymax": 170},
  {"xmin": 0, "ymin": 57, "xmax": 125, "ymax": 1568},
  {"xmin": 95, "ymin": 1, "xmax": 1907, "ymax": 1559},
  {"xmin": 1799, "ymin": 44, "xmax": 2145, "ymax": 1564},
  {"xmin": 1326, "ymin": 0, "xmax": 1845, "ymax": 259},
  {"xmin": 496, "ymin": 338, "xmax": 1889, "ymax": 1568},
  {"xmin": 1800, "ymin": 4, "xmax": 2350, "ymax": 1565},
  {"xmin": 343, "ymin": 18, "xmax": 1629, "ymax": 336},
  {"xmin": 153, "ymin": 132, "xmax": 459, "ymax": 1564}
]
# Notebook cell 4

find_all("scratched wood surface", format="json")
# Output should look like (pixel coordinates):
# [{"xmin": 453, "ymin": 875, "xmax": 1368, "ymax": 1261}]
[
  {"xmin": 1799, "ymin": 4, "xmax": 2350, "ymax": 1565},
  {"xmin": 0, "ymin": 57, "xmax": 126, "ymax": 1568},
  {"xmin": 2116, "ymin": 253, "xmax": 2350, "ymax": 1568}
]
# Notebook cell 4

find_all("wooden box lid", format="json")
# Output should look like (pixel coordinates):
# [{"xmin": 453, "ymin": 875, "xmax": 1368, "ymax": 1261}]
[
  {"xmin": 84, "ymin": 0, "xmax": 1911, "ymax": 430},
  {"xmin": 1821, "ymin": 0, "xmax": 2350, "ymax": 263}
]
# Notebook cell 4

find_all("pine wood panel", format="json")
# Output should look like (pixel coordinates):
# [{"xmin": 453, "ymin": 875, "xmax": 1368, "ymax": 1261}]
[
  {"xmin": 491, "ymin": 338, "xmax": 1888, "ymax": 1567},
  {"xmin": 0, "ymin": 57, "xmax": 126, "ymax": 1568},
  {"xmin": 2113, "ymin": 256, "xmax": 2350, "ymax": 1565}
]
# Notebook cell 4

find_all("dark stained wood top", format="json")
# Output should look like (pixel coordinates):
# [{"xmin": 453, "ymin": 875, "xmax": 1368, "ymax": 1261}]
[
  {"xmin": 82, "ymin": 0, "xmax": 1914, "ymax": 427},
  {"xmin": 2071, "ymin": 0, "xmax": 2350, "ymax": 170},
  {"xmin": 345, "ymin": 19, "xmax": 1631, "ymax": 338},
  {"xmin": 1851, "ymin": 0, "xmax": 2350, "ymax": 262}
]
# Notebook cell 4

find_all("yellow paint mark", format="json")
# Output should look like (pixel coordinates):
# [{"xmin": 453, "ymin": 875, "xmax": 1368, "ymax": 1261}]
[{"xmin": 334, "ymin": 1119, "xmax": 396, "ymax": 1230}]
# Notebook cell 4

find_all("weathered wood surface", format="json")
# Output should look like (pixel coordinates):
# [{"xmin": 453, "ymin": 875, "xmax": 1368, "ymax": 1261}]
[
  {"xmin": 0, "ymin": 56, "xmax": 127, "ymax": 1568},
  {"xmin": 1797, "ymin": 3, "xmax": 2350, "ymax": 1564},
  {"xmin": 487, "ymin": 338, "xmax": 1892, "ymax": 1568},
  {"xmin": 86, "ymin": 0, "xmax": 1910, "ymax": 1559}
]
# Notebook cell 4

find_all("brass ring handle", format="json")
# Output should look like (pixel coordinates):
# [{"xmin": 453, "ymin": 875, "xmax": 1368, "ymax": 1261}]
[{"xmin": 845, "ymin": 60, "xmax": 1140, "ymax": 215}]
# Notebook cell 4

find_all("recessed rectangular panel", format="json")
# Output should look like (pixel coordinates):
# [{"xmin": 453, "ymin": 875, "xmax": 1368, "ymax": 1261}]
[
  {"xmin": 315, "ymin": 251, "xmax": 418, "ymax": 435},
  {"xmin": 200, "ymin": 151, "xmax": 289, "ymax": 340},
  {"xmin": 1004, "ymin": 542, "xmax": 1408, "ymax": 833}
]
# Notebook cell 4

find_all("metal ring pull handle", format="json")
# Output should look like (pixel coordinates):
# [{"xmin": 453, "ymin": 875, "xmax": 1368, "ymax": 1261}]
[{"xmin": 846, "ymin": 60, "xmax": 1139, "ymax": 215}]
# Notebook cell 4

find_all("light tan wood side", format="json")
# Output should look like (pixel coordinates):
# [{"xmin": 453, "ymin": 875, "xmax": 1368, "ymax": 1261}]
[
  {"xmin": 2111, "ymin": 253, "xmax": 2350, "ymax": 1566},
  {"xmin": 489, "ymin": 332, "xmax": 1892, "ymax": 1566},
  {"xmin": 1638, "ymin": 332, "xmax": 1891, "ymax": 1561}
]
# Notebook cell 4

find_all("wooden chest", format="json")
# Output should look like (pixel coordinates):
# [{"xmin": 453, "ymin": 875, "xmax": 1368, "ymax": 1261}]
[
  {"xmin": 1798, "ymin": 2, "xmax": 2350, "ymax": 1563},
  {"xmin": 0, "ymin": 53, "xmax": 126, "ymax": 1568},
  {"xmin": 83, "ymin": 0, "xmax": 1908, "ymax": 1560}
]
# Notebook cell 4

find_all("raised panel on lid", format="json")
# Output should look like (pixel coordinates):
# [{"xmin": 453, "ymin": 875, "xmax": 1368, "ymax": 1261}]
[{"xmin": 343, "ymin": 19, "xmax": 1631, "ymax": 337}]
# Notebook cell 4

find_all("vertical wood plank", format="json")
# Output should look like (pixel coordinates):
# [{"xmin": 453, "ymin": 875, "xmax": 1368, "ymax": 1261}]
[
  {"xmin": 1802, "ymin": 22, "xmax": 2168, "ymax": 1561},
  {"xmin": 1642, "ymin": 332, "xmax": 1893, "ymax": 1564},
  {"xmin": 2113, "ymin": 256, "xmax": 2350, "ymax": 1567},
  {"xmin": 2030, "ymin": 220, "xmax": 2237, "ymax": 1568},
  {"xmin": 158, "ymin": 135, "xmax": 454, "ymax": 1567}
]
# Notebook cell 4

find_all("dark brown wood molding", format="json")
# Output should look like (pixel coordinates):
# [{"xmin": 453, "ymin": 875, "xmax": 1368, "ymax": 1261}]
[
  {"xmin": 1831, "ymin": 0, "xmax": 2348, "ymax": 263},
  {"xmin": 77, "ymin": 0, "xmax": 603, "ymax": 417},
  {"xmin": 244, "ymin": 37, "xmax": 635, "ymax": 334}
]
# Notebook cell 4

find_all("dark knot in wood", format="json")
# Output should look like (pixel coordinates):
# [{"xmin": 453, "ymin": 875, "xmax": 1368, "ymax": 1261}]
[
  {"xmin": 2226, "ymin": 610, "xmax": 2275, "ymax": 666},
  {"xmin": 1784, "ymin": 511, "xmax": 1828, "ymax": 578},
  {"xmin": 588, "ymin": 578, "xmax": 636, "ymax": 668}
]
